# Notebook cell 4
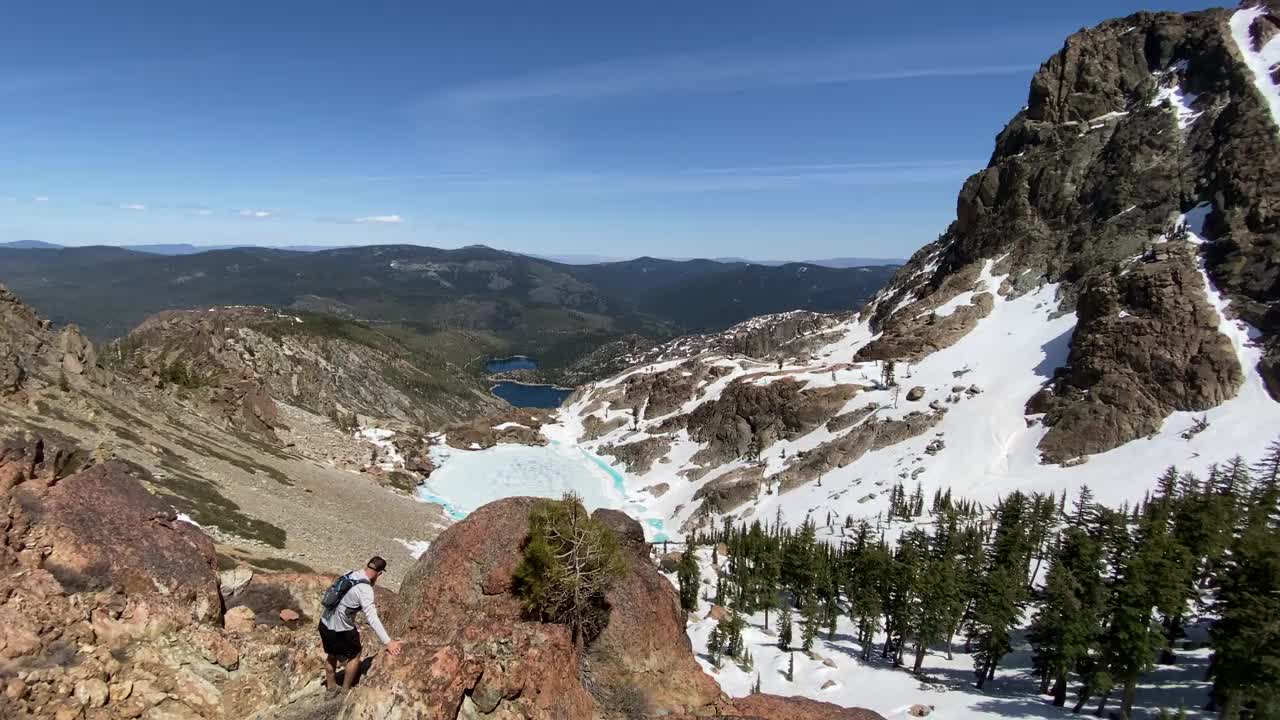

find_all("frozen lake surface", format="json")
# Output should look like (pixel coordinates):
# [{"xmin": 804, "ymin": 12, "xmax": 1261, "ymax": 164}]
[{"xmin": 420, "ymin": 442, "xmax": 669, "ymax": 540}]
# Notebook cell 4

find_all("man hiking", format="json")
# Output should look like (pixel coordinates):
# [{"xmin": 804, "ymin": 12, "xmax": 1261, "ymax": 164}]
[{"xmin": 318, "ymin": 556, "xmax": 404, "ymax": 691}]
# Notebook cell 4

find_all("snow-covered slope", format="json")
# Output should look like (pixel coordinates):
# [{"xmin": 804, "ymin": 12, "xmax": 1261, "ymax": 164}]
[{"xmin": 546, "ymin": 210, "xmax": 1278, "ymax": 535}]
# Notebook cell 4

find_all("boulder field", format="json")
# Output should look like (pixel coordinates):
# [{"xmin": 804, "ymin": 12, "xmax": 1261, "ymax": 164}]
[{"xmin": 0, "ymin": 431, "xmax": 881, "ymax": 719}]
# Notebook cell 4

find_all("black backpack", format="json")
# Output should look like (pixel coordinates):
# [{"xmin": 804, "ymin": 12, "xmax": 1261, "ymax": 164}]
[{"xmin": 320, "ymin": 573, "xmax": 369, "ymax": 618}]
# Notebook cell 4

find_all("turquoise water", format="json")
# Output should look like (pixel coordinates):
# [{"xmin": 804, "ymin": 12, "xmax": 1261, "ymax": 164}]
[{"xmin": 420, "ymin": 442, "xmax": 670, "ymax": 541}]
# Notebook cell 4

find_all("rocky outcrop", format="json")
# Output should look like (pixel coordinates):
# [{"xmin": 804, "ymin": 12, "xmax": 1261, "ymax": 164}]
[
  {"xmin": 341, "ymin": 497, "xmax": 882, "ymax": 719},
  {"xmin": 111, "ymin": 306, "xmax": 502, "ymax": 438},
  {"xmin": 684, "ymin": 380, "xmax": 860, "ymax": 469},
  {"xmin": 1032, "ymin": 255, "xmax": 1243, "ymax": 461},
  {"xmin": 443, "ymin": 408, "xmax": 551, "ymax": 449},
  {"xmin": 856, "ymin": 3, "xmax": 1280, "ymax": 448},
  {"xmin": 14, "ymin": 459, "xmax": 223, "ymax": 623},
  {"xmin": 0, "ymin": 284, "xmax": 106, "ymax": 395},
  {"xmin": 599, "ymin": 435, "xmax": 673, "ymax": 474}
]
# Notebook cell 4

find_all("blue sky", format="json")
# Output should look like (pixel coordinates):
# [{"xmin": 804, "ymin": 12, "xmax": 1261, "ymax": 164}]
[{"xmin": 1, "ymin": 0, "xmax": 1212, "ymax": 259}]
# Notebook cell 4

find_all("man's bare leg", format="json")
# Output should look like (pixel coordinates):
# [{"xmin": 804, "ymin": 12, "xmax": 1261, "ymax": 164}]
[
  {"xmin": 341, "ymin": 656, "xmax": 360, "ymax": 690},
  {"xmin": 324, "ymin": 655, "xmax": 338, "ymax": 690}
]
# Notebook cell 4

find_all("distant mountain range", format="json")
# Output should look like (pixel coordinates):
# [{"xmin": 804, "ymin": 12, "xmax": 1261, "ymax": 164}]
[
  {"xmin": 0, "ymin": 241, "xmax": 905, "ymax": 267},
  {"xmin": 0, "ymin": 242, "xmax": 899, "ymax": 380}
]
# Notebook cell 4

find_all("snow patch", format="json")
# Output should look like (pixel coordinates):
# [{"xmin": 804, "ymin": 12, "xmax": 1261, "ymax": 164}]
[
  {"xmin": 395, "ymin": 539, "xmax": 432, "ymax": 559},
  {"xmin": 1231, "ymin": 6, "xmax": 1280, "ymax": 134}
]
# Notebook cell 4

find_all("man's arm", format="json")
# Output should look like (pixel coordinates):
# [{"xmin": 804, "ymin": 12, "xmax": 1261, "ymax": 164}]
[{"xmin": 357, "ymin": 585, "xmax": 393, "ymax": 646}]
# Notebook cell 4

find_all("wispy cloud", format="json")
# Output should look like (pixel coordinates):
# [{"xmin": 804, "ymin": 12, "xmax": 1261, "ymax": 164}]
[
  {"xmin": 238, "ymin": 209, "xmax": 272, "ymax": 219},
  {"xmin": 332, "ymin": 160, "xmax": 974, "ymax": 194},
  {"xmin": 353, "ymin": 214, "xmax": 403, "ymax": 224},
  {"xmin": 32, "ymin": 195, "xmax": 49, "ymax": 203},
  {"xmin": 434, "ymin": 42, "xmax": 1035, "ymax": 107},
  {"xmin": 119, "ymin": 203, "xmax": 147, "ymax": 211}
]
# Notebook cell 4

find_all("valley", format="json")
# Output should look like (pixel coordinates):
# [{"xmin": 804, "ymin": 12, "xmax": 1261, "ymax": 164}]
[{"xmin": 1, "ymin": 1, "xmax": 1279, "ymax": 719}]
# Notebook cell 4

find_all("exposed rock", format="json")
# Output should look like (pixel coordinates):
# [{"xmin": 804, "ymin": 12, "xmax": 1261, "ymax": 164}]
[
  {"xmin": 826, "ymin": 404, "xmax": 877, "ymax": 432},
  {"xmin": 14, "ymin": 459, "xmax": 221, "ymax": 623},
  {"xmin": 659, "ymin": 552, "xmax": 684, "ymax": 573},
  {"xmin": 580, "ymin": 414, "xmax": 629, "ymax": 441},
  {"xmin": 225, "ymin": 606, "xmax": 257, "ymax": 633},
  {"xmin": 111, "ymin": 306, "xmax": 503, "ymax": 439},
  {"xmin": 705, "ymin": 605, "xmax": 730, "ymax": 622},
  {"xmin": 444, "ymin": 408, "xmax": 550, "ymax": 449},
  {"xmin": 693, "ymin": 466, "xmax": 766, "ymax": 514},
  {"xmin": 220, "ymin": 565, "xmax": 254, "ymax": 597},
  {"xmin": 599, "ymin": 435, "xmax": 673, "ymax": 474},
  {"xmin": 343, "ymin": 497, "xmax": 880, "ymax": 719},
  {"xmin": 643, "ymin": 482, "xmax": 671, "ymax": 498},
  {"xmin": 686, "ymin": 379, "xmax": 860, "ymax": 468},
  {"xmin": 1036, "ymin": 256, "xmax": 1243, "ymax": 461},
  {"xmin": 906, "ymin": 386, "xmax": 926, "ymax": 401}
]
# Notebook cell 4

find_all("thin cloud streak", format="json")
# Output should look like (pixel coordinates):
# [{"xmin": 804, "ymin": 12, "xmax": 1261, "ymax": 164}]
[
  {"xmin": 119, "ymin": 203, "xmax": 147, "ymax": 211},
  {"xmin": 331, "ymin": 160, "xmax": 976, "ymax": 193},
  {"xmin": 434, "ymin": 40, "xmax": 1036, "ymax": 107},
  {"xmin": 238, "ymin": 209, "xmax": 272, "ymax": 218},
  {"xmin": 353, "ymin": 214, "xmax": 403, "ymax": 224}
]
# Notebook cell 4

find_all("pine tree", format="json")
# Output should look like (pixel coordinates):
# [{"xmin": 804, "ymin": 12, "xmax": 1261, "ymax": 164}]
[
  {"xmin": 970, "ymin": 493, "xmax": 1033, "ymax": 688},
  {"xmin": 1208, "ymin": 452, "xmax": 1280, "ymax": 717},
  {"xmin": 800, "ymin": 595, "xmax": 820, "ymax": 652},
  {"xmin": 1028, "ymin": 526, "xmax": 1106, "ymax": 706},
  {"xmin": 777, "ymin": 605, "xmax": 793, "ymax": 650},
  {"xmin": 786, "ymin": 652, "xmax": 795, "ymax": 682},
  {"xmin": 677, "ymin": 545, "xmax": 700, "ymax": 612}
]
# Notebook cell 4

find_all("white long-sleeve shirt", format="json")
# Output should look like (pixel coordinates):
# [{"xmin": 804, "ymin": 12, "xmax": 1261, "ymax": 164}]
[{"xmin": 321, "ymin": 571, "xmax": 392, "ymax": 645}]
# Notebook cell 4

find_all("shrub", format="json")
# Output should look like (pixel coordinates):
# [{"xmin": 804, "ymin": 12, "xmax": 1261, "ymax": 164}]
[{"xmin": 513, "ymin": 492, "xmax": 626, "ymax": 644}]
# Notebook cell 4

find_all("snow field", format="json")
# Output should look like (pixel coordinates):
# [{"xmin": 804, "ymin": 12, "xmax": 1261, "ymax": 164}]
[{"xmin": 667, "ymin": 547, "xmax": 1215, "ymax": 719}]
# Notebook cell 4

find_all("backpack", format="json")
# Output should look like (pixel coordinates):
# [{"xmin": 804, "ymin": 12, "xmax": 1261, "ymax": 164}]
[{"xmin": 320, "ymin": 572, "xmax": 369, "ymax": 618}]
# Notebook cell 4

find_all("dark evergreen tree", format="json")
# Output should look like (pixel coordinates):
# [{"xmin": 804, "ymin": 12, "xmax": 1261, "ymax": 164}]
[
  {"xmin": 777, "ymin": 605, "xmax": 793, "ymax": 650},
  {"xmin": 677, "ymin": 544, "xmax": 700, "ymax": 612}
]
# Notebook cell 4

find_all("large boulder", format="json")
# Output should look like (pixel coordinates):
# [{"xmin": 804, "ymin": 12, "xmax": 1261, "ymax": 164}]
[
  {"xmin": 340, "ymin": 497, "xmax": 883, "ymax": 719},
  {"xmin": 13, "ymin": 459, "xmax": 223, "ymax": 624}
]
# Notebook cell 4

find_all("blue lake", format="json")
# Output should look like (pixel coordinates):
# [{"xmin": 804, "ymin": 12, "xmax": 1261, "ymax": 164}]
[
  {"xmin": 486, "ymin": 356, "xmax": 539, "ymax": 373},
  {"xmin": 491, "ymin": 381, "xmax": 573, "ymax": 409}
]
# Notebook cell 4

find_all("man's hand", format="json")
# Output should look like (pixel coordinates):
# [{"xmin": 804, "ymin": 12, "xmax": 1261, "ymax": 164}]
[{"xmin": 385, "ymin": 640, "xmax": 405, "ymax": 657}]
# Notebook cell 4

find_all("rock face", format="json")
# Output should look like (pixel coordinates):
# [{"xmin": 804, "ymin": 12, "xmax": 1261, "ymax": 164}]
[
  {"xmin": 683, "ymin": 379, "xmax": 860, "ymax": 470},
  {"xmin": 0, "ymin": 433, "xmax": 313, "ymax": 719},
  {"xmin": 15, "ymin": 459, "xmax": 223, "ymax": 623},
  {"xmin": 856, "ymin": 2, "xmax": 1280, "ymax": 452},
  {"xmin": 0, "ymin": 284, "xmax": 106, "ymax": 396},
  {"xmin": 1033, "ymin": 255, "xmax": 1244, "ymax": 460},
  {"xmin": 341, "ymin": 497, "xmax": 883, "ymax": 719}
]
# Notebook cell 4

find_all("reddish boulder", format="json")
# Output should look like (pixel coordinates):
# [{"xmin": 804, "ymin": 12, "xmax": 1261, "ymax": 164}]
[
  {"xmin": 15, "ymin": 459, "xmax": 222, "ymax": 623},
  {"xmin": 344, "ymin": 497, "xmax": 594, "ymax": 719},
  {"xmin": 342, "ymin": 497, "xmax": 882, "ymax": 720}
]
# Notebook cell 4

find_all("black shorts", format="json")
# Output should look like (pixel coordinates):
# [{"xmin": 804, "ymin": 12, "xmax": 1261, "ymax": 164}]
[{"xmin": 318, "ymin": 621, "xmax": 362, "ymax": 662}]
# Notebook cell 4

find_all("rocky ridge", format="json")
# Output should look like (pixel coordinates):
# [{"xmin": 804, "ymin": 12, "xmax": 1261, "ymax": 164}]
[
  {"xmin": 0, "ymin": 431, "xmax": 885, "ymax": 719},
  {"xmin": 1, "ymin": 286, "xmax": 445, "ymax": 581},
  {"xmin": 108, "ymin": 306, "xmax": 502, "ymax": 441},
  {"xmin": 531, "ymin": 2, "xmax": 1280, "ymax": 533}
]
